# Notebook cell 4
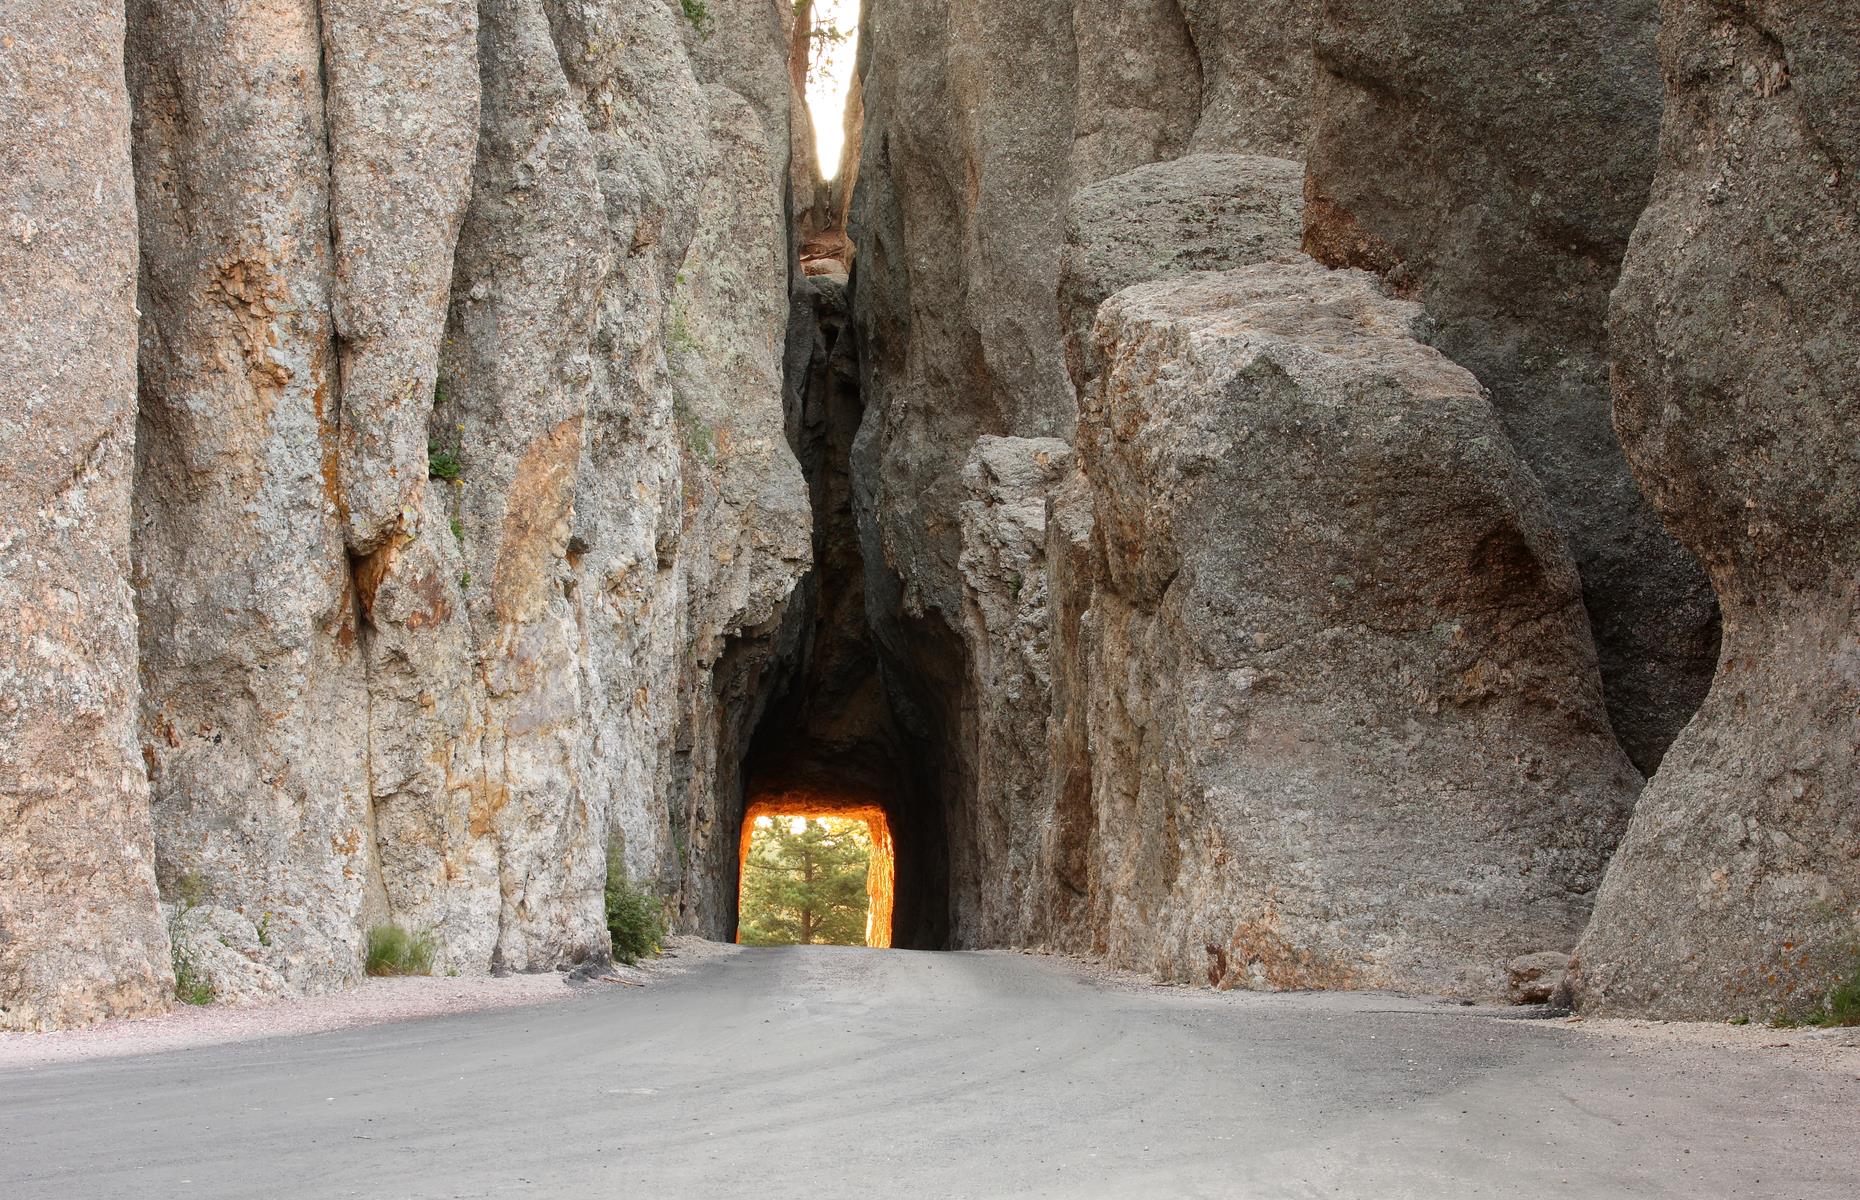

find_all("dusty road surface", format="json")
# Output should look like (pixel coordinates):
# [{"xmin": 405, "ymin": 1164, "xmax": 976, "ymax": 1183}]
[{"xmin": 3, "ymin": 946, "xmax": 1855, "ymax": 1199}]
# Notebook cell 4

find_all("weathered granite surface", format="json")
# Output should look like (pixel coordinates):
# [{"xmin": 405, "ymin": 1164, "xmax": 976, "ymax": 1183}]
[
  {"xmin": 1571, "ymin": 0, "xmax": 1860, "ymax": 1021},
  {"xmin": 1304, "ymin": 0, "xmax": 1718, "ymax": 771},
  {"xmin": 123, "ymin": 0, "xmax": 806, "ymax": 1001},
  {"xmin": 850, "ymin": 1, "xmax": 1319, "ymax": 948},
  {"xmin": 1059, "ymin": 153, "xmax": 1304, "ymax": 387},
  {"xmin": 4, "ymin": 0, "xmax": 1850, "ymax": 1028},
  {"xmin": 0, "ymin": 0, "xmax": 172, "ymax": 1032},
  {"xmin": 1070, "ymin": 263, "xmax": 1640, "ymax": 995}
]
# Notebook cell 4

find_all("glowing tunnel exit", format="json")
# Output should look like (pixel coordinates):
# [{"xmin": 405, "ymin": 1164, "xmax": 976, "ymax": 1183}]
[{"xmin": 737, "ymin": 792, "xmax": 895, "ymax": 949}]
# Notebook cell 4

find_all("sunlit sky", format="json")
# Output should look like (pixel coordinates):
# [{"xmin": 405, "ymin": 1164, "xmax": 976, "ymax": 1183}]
[
  {"xmin": 751, "ymin": 814, "xmax": 812, "ymax": 834},
  {"xmin": 806, "ymin": 0, "xmax": 859, "ymax": 176}
]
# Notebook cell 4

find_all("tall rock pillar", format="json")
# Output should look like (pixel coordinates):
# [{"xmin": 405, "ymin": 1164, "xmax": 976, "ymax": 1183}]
[
  {"xmin": 0, "ymin": 0, "xmax": 172, "ymax": 1030},
  {"xmin": 1573, "ymin": 0, "xmax": 1860, "ymax": 1020}
]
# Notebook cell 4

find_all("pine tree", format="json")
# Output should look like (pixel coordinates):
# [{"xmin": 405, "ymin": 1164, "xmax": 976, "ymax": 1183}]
[{"xmin": 738, "ymin": 816, "xmax": 872, "ymax": 946}]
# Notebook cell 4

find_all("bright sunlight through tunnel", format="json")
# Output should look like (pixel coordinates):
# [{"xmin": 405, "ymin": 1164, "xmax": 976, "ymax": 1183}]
[{"xmin": 737, "ymin": 793, "xmax": 895, "ymax": 949}]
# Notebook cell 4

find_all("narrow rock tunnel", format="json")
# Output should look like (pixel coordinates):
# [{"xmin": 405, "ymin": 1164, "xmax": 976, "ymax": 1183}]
[
  {"xmin": 713, "ymin": 0, "xmax": 1057, "ymax": 955},
  {"xmin": 656, "ymin": 0, "xmax": 969, "ymax": 955},
  {"xmin": 725, "ymin": 262, "xmax": 957, "ymax": 950}
]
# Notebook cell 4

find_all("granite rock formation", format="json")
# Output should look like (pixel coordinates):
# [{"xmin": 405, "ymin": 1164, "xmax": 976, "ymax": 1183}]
[
  {"xmin": 1570, "ymin": 0, "xmax": 1860, "ymax": 1020},
  {"xmin": 4, "ymin": 0, "xmax": 1852, "ymax": 1028},
  {"xmin": 1058, "ymin": 153, "xmax": 1305, "ymax": 387},
  {"xmin": 3, "ymin": 0, "xmax": 809, "ymax": 1023},
  {"xmin": 1303, "ymin": 0, "xmax": 1719, "ymax": 771},
  {"xmin": 1070, "ymin": 264, "xmax": 1640, "ymax": 994},
  {"xmin": 0, "ymin": 0, "xmax": 173, "ymax": 1032},
  {"xmin": 954, "ymin": 435, "xmax": 1075, "ymax": 943},
  {"xmin": 850, "ymin": 0, "xmax": 1322, "ymax": 951}
]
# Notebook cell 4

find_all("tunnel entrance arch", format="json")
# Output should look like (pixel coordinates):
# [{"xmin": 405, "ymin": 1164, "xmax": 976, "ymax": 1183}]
[{"xmin": 737, "ymin": 787, "xmax": 895, "ymax": 948}]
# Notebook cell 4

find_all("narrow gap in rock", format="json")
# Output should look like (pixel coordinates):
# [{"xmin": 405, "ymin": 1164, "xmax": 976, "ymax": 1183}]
[
  {"xmin": 717, "ymin": 0, "xmax": 951, "ymax": 950},
  {"xmin": 793, "ymin": 0, "xmax": 859, "ymax": 275},
  {"xmin": 738, "ymin": 247, "xmax": 953, "ymax": 948}
]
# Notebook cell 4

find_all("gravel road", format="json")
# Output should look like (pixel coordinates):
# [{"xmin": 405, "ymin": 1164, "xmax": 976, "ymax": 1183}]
[{"xmin": 3, "ymin": 945, "xmax": 1855, "ymax": 1198}]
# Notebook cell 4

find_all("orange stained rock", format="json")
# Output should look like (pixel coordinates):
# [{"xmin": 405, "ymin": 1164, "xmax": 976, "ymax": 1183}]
[{"xmin": 738, "ymin": 789, "xmax": 894, "ymax": 949}]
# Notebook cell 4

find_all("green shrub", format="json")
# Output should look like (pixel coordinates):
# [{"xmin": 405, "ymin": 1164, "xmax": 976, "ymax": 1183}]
[
  {"xmin": 680, "ymin": 0, "xmax": 711, "ymax": 35},
  {"xmin": 1809, "ymin": 962, "xmax": 1860, "ymax": 1028},
  {"xmin": 164, "ymin": 871, "xmax": 215, "ymax": 1006},
  {"xmin": 605, "ymin": 866, "xmax": 666, "ymax": 966},
  {"xmin": 171, "ymin": 943, "xmax": 214, "ymax": 1006},
  {"xmin": 427, "ymin": 440, "xmax": 463, "ymax": 482},
  {"xmin": 364, "ymin": 923, "xmax": 436, "ymax": 977}
]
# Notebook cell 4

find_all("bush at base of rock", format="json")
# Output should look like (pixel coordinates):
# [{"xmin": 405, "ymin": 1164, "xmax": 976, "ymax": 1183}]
[{"xmin": 364, "ymin": 925, "xmax": 437, "ymax": 978}]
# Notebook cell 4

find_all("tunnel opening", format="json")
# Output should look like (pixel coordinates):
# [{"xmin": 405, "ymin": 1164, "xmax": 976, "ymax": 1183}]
[
  {"xmin": 738, "ymin": 797, "xmax": 894, "ymax": 947},
  {"xmin": 708, "ymin": 0, "xmax": 965, "ymax": 951},
  {"xmin": 733, "ymin": 676, "xmax": 952, "ymax": 949},
  {"xmin": 729, "ymin": 251, "xmax": 953, "ymax": 947},
  {"xmin": 717, "ymin": 22, "xmax": 960, "ymax": 944}
]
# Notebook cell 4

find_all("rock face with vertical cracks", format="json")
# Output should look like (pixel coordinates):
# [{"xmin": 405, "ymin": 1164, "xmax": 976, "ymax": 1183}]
[
  {"xmin": 0, "ymin": 0, "xmax": 173, "ymax": 1031},
  {"xmin": 369, "ymin": 0, "xmax": 805, "ymax": 965},
  {"xmin": 324, "ymin": 0, "xmax": 480, "ymax": 555},
  {"xmin": 1570, "ymin": 0, "xmax": 1860, "ymax": 1021},
  {"xmin": 116, "ymin": 0, "xmax": 806, "ymax": 1002},
  {"xmin": 1304, "ymin": 0, "xmax": 1718, "ymax": 771},
  {"xmin": 850, "ymin": 1, "xmax": 1317, "ymax": 946},
  {"xmin": 854, "ymin": 0, "xmax": 1319, "ymax": 639},
  {"xmin": 1075, "ymin": 263, "xmax": 1640, "ymax": 996},
  {"xmin": 955, "ymin": 436, "xmax": 1074, "ymax": 943},
  {"xmin": 131, "ymin": 0, "xmax": 378, "ymax": 996}
]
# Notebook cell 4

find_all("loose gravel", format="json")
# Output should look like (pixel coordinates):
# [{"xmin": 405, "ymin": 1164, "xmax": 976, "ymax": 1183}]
[{"xmin": 0, "ymin": 936, "xmax": 737, "ymax": 1070}]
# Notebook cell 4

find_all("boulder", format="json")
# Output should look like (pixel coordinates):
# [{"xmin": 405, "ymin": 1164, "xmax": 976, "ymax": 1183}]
[
  {"xmin": 1076, "ymin": 261, "xmax": 1641, "ymax": 996},
  {"xmin": 1507, "ymin": 952, "xmax": 1572, "ymax": 1006},
  {"xmin": 166, "ymin": 904, "xmax": 293, "ymax": 1007}
]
